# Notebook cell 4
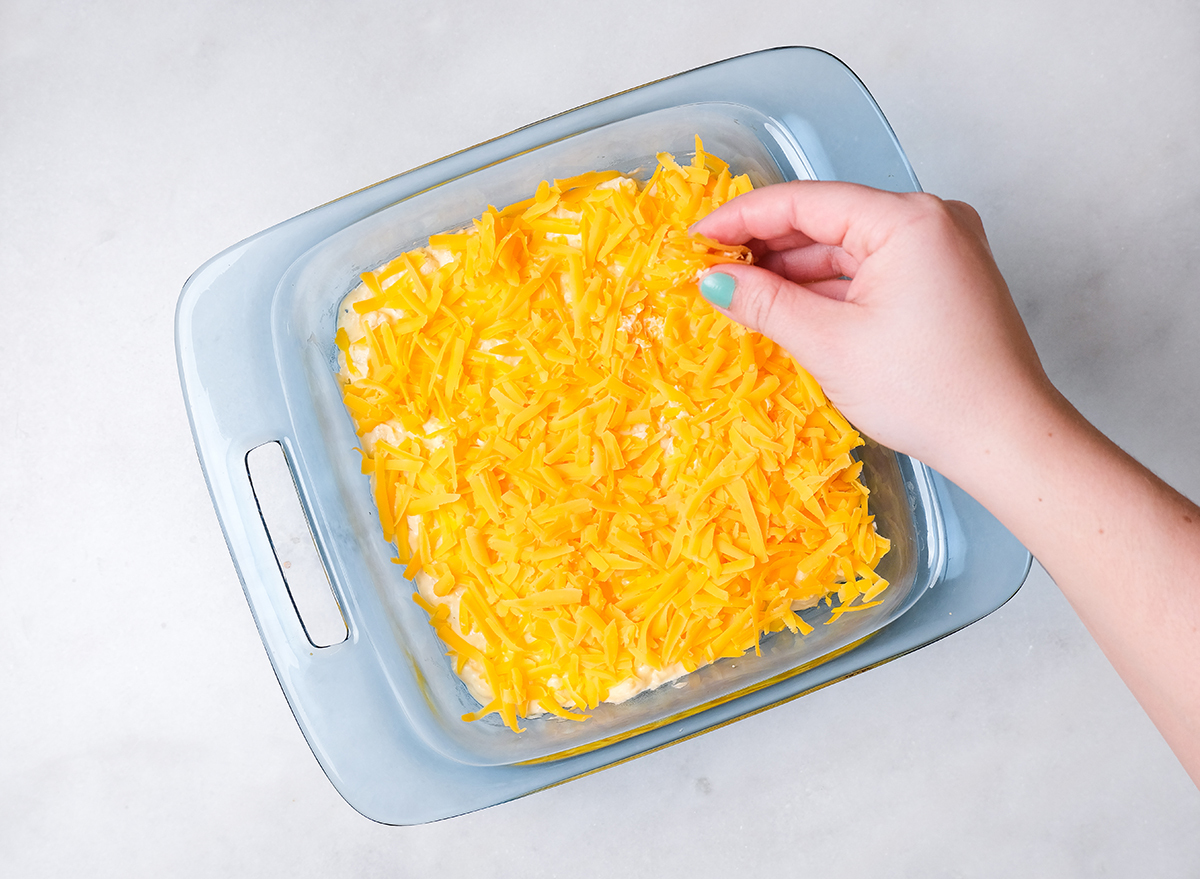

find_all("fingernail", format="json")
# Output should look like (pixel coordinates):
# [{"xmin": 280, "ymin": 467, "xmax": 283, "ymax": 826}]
[{"xmin": 700, "ymin": 272, "xmax": 735, "ymax": 309}]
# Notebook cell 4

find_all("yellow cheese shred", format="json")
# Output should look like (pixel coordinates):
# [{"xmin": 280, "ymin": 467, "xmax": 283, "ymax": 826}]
[{"xmin": 336, "ymin": 139, "xmax": 890, "ymax": 731}]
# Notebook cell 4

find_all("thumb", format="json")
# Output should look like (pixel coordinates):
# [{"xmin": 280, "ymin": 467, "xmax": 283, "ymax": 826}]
[{"xmin": 697, "ymin": 265, "xmax": 840, "ymax": 362}]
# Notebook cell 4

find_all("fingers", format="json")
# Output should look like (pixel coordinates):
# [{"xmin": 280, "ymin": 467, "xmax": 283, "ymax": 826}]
[
  {"xmin": 698, "ymin": 264, "xmax": 846, "ymax": 358},
  {"xmin": 691, "ymin": 181, "xmax": 936, "ymax": 260},
  {"xmin": 943, "ymin": 199, "xmax": 994, "ymax": 254},
  {"xmin": 757, "ymin": 244, "xmax": 859, "ymax": 290}
]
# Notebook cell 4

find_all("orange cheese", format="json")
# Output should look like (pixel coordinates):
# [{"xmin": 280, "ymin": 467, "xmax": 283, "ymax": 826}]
[{"xmin": 336, "ymin": 140, "xmax": 890, "ymax": 731}]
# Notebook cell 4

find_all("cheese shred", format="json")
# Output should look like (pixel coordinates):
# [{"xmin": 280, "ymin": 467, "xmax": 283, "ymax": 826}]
[{"xmin": 336, "ymin": 139, "xmax": 890, "ymax": 730}]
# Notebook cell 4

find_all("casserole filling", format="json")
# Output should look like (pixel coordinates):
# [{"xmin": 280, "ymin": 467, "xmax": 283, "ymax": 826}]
[{"xmin": 336, "ymin": 141, "xmax": 889, "ymax": 730}]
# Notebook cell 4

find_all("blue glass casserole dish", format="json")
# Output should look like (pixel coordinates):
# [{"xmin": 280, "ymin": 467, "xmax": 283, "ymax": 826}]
[{"xmin": 176, "ymin": 47, "xmax": 1030, "ymax": 824}]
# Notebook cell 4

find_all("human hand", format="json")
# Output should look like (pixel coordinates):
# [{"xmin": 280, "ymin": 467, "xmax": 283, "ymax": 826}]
[
  {"xmin": 693, "ymin": 182, "xmax": 1200, "ymax": 790},
  {"xmin": 690, "ymin": 181, "xmax": 1062, "ymax": 481}
]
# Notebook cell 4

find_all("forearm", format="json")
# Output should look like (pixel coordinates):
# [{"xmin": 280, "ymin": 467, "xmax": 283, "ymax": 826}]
[
  {"xmin": 935, "ymin": 390, "xmax": 1200, "ymax": 785},
  {"xmin": 691, "ymin": 181, "xmax": 1200, "ymax": 785}
]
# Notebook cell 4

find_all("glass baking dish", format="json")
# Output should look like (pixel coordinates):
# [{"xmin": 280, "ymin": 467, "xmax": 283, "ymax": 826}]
[
  {"xmin": 177, "ymin": 47, "xmax": 1030, "ymax": 823},
  {"xmin": 270, "ymin": 100, "xmax": 945, "ymax": 766}
]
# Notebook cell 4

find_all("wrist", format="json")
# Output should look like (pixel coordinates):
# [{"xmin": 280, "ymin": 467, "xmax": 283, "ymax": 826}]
[{"xmin": 921, "ymin": 380, "xmax": 1096, "ymax": 536}]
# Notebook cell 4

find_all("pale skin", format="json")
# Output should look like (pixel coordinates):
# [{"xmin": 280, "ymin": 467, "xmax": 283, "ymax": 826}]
[{"xmin": 691, "ymin": 182, "xmax": 1200, "ymax": 788}]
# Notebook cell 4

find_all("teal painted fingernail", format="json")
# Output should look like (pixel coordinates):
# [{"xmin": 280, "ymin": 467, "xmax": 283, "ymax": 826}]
[{"xmin": 700, "ymin": 272, "xmax": 735, "ymax": 309}]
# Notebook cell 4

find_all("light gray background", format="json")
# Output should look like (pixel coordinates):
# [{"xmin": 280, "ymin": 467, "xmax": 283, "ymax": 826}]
[{"xmin": 3, "ymin": 1, "xmax": 1199, "ymax": 876}]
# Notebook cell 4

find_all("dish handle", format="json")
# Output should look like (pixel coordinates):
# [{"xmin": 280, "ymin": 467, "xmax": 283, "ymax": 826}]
[{"xmin": 244, "ymin": 440, "xmax": 348, "ymax": 648}]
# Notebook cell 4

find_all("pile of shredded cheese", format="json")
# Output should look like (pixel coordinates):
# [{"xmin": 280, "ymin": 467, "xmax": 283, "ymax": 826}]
[{"xmin": 336, "ymin": 139, "xmax": 890, "ymax": 732}]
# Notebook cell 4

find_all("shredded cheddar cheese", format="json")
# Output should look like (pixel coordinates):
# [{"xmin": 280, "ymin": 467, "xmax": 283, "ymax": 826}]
[{"xmin": 336, "ymin": 139, "xmax": 890, "ymax": 732}]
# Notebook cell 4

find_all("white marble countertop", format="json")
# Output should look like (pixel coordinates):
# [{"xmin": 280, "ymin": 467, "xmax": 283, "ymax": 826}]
[{"xmin": 3, "ymin": 1, "xmax": 1198, "ymax": 875}]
